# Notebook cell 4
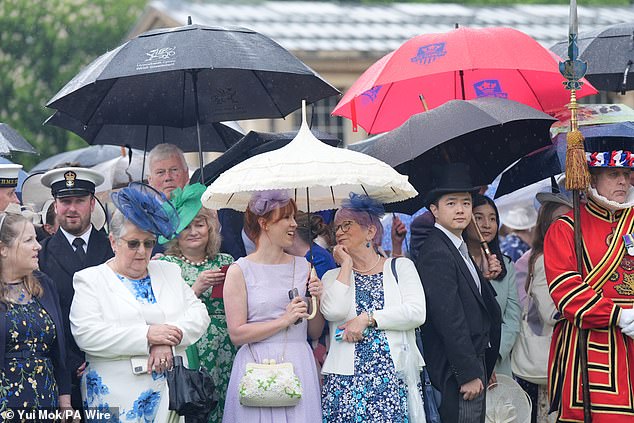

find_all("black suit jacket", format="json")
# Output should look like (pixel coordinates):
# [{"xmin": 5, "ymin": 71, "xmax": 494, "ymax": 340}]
[
  {"xmin": 0, "ymin": 271, "xmax": 71, "ymax": 395},
  {"xmin": 38, "ymin": 227, "xmax": 114, "ymax": 381},
  {"xmin": 416, "ymin": 227, "xmax": 501, "ymax": 423}
]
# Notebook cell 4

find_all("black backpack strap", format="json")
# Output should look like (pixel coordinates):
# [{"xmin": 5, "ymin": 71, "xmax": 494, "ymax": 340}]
[{"xmin": 390, "ymin": 257, "xmax": 399, "ymax": 284}]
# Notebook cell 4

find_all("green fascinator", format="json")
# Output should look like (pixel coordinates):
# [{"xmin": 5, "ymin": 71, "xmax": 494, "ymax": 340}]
[{"xmin": 158, "ymin": 183, "xmax": 207, "ymax": 244}]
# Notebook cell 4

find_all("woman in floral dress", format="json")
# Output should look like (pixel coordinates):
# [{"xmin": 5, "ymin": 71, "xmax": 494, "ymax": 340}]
[
  {"xmin": 0, "ymin": 212, "xmax": 71, "ymax": 418},
  {"xmin": 320, "ymin": 194, "xmax": 426, "ymax": 423},
  {"xmin": 160, "ymin": 183, "xmax": 235, "ymax": 423}
]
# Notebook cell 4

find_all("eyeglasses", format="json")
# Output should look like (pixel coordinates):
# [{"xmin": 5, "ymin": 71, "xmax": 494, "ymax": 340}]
[
  {"xmin": 120, "ymin": 238, "xmax": 156, "ymax": 250},
  {"xmin": 334, "ymin": 220, "xmax": 355, "ymax": 233},
  {"xmin": 153, "ymin": 167, "xmax": 184, "ymax": 178}
]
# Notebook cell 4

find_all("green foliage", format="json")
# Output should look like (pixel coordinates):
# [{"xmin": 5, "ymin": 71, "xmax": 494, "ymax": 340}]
[{"xmin": 0, "ymin": 0, "xmax": 147, "ymax": 170}]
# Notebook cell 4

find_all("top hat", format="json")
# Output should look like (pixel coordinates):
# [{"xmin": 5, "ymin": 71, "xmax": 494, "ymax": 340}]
[
  {"xmin": 0, "ymin": 164, "xmax": 22, "ymax": 188},
  {"xmin": 40, "ymin": 167, "xmax": 104, "ymax": 198},
  {"xmin": 423, "ymin": 163, "xmax": 479, "ymax": 207},
  {"xmin": 583, "ymin": 123, "xmax": 634, "ymax": 168}
]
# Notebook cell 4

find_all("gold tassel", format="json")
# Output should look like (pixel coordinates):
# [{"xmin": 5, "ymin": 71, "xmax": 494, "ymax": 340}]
[{"xmin": 565, "ymin": 129, "xmax": 590, "ymax": 191}]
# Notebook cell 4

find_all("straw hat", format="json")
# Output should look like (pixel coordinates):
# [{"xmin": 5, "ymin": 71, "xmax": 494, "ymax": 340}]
[{"xmin": 499, "ymin": 203, "xmax": 537, "ymax": 231}]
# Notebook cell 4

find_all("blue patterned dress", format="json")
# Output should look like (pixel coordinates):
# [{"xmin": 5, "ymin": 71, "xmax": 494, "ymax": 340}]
[
  {"xmin": 1, "ymin": 300, "xmax": 58, "ymax": 414},
  {"xmin": 321, "ymin": 272, "xmax": 409, "ymax": 423},
  {"xmin": 81, "ymin": 274, "xmax": 177, "ymax": 423}
]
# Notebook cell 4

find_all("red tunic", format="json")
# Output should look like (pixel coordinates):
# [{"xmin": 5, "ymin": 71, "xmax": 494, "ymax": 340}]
[{"xmin": 544, "ymin": 197, "xmax": 634, "ymax": 422}]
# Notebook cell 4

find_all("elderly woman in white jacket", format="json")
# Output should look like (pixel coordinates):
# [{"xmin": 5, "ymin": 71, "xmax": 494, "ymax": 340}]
[
  {"xmin": 70, "ymin": 184, "xmax": 210, "ymax": 422},
  {"xmin": 320, "ymin": 194, "xmax": 426, "ymax": 423}
]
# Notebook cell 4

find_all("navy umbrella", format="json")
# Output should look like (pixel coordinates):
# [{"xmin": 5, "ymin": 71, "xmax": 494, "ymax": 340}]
[
  {"xmin": 46, "ymin": 21, "xmax": 339, "ymax": 180},
  {"xmin": 348, "ymin": 97, "xmax": 556, "ymax": 214},
  {"xmin": 551, "ymin": 22, "xmax": 634, "ymax": 93},
  {"xmin": 495, "ymin": 121, "xmax": 634, "ymax": 198}
]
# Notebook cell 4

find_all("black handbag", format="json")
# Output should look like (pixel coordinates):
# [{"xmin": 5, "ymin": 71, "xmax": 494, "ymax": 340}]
[
  {"xmin": 391, "ymin": 258, "xmax": 443, "ymax": 423},
  {"xmin": 166, "ymin": 355, "xmax": 217, "ymax": 423}
]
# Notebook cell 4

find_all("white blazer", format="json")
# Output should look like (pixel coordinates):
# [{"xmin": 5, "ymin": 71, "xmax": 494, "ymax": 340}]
[
  {"xmin": 70, "ymin": 260, "xmax": 210, "ymax": 359},
  {"xmin": 320, "ymin": 257, "xmax": 426, "ymax": 375}
]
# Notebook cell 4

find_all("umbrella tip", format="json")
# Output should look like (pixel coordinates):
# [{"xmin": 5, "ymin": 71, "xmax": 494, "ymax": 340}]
[
  {"xmin": 301, "ymin": 99, "xmax": 307, "ymax": 127},
  {"xmin": 187, "ymin": 16, "xmax": 192, "ymax": 25}
]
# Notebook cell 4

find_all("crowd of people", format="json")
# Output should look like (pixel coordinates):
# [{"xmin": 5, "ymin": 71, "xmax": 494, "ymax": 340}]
[{"xmin": 0, "ymin": 136, "xmax": 633, "ymax": 423}]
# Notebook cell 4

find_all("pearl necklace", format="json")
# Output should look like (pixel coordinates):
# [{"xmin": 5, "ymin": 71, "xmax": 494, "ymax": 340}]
[
  {"xmin": 181, "ymin": 255, "xmax": 208, "ymax": 266},
  {"xmin": 352, "ymin": 255, "xmax": 382, "ymax": 273}
]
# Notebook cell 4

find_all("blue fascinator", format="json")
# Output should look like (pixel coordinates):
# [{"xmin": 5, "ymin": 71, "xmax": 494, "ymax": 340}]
[
  {"xmin": 341, "ymin": 193, "xmax": 385, "ymax": 218},
  {"xmin": 248, "ymin": 189, "xmax": 292, "ymax": 216},
  {"xmin": 111, "ymin": 182, "xmax": 180, "ymax": 240}
]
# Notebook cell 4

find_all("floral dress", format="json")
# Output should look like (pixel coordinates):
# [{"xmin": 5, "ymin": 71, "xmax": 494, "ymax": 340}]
[
  {"xmin": 160, "ymin": 254, "xmax": 235, "ymax": 423},
  {"xmin": 81, "ymin": 274, "xmax": 177, "ymax": 423},
  {"xmin": 321, "ymin": 273, "xmax": 409, "ymax": 423},
  {"xmin": 1, "ymin": 300, "xmax": 58, "ymax": 417}
]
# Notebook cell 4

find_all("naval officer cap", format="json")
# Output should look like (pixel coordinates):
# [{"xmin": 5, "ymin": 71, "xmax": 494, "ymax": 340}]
[
  {"xmin": 40, "ymin": 167, "xmax": 104, "ymax": 198},
  {"xmin": 0, "ymin": 164, "xmax": 22, "ymax": 188}
]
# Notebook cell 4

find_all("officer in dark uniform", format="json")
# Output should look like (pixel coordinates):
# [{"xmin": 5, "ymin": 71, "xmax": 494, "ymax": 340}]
[{"xmin": 38, "ymin": 167, "xmax": 114, "ymax": 411}]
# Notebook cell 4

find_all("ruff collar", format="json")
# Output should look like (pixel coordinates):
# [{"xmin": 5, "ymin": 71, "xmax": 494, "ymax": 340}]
[{"xmin": 587, "ymin": 185, "xmax": 634, "ymax": 212}]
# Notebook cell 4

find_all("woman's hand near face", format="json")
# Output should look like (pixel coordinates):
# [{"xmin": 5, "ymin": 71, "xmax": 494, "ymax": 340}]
[
  {"xmin": 192, "ymin": 269, "xmax": 225, "ymax": 296},
  {"xmin": 148, "ymin": 344, "xmax": 174, "ymax": 374},
  {"xmin": 147, "ymin": 324, "xmax": 183, "ymax": 346},
  {"xmin": 332, "ymin": 245, "xmax": 353, "ymax": 268},
  {"xmin": 339, "ymin": 312, "xmax": 370, "ymax": 343}
]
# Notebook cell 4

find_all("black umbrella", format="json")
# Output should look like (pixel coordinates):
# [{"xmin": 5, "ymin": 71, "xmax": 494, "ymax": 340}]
[
  {"xmin": 348, "ymin": 97, "xmax": 556, "ymax": 214},
  {"xmin": 44, "ymin": 111, "xmax": 243, "ymax": 153},
  {"xmin": 0, "ymin": 123, "xmax": 38, "ymax": 155},
  {"xmin": 31, "ymin": 144, "xmax": 144, "ymax": 172},
  {"xmin": 551, "ymin": 22, "xmax": 634, "ymax": 93},
  {"xmin": 190, "ymin": 128, "xmax": 341, "ymax": 185},
  {"xmin": 46, "ymin": 22, "xmax": 339, "ymax": 181},
  {"xmin": 495, "ymin": 121, "xmax": 634, "ymax": 198},
  {"xmin": 166, "ymin": 356, "xmax": 216, "ymax": 423}
]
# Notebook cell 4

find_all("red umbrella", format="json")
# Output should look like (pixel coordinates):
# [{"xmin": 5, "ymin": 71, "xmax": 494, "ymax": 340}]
[{"xmin": 333, "ymin": 26, "xmax": 597, "ymax": 134}]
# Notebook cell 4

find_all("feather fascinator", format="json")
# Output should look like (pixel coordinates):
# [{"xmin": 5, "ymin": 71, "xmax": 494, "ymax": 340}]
[
  {"xmin": 111, "ymin": 182, "xmax": 179, "ymax": 240},
  {"xmin": 158, "ymin": 183, "xmax": 206, "ymax": 244},
  {"xmin": 341, "ymin": 193, "xmax": 385, "ymax": 218}
]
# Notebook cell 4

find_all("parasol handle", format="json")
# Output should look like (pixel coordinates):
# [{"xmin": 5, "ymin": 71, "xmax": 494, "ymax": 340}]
[
  {"xmin": 306, "ymin": 267, "xmax": 318, "ymax": 320},
  {"xmin": 419, "ymin": 94, "xmax": 429, "ymax": 112},
  {"xmin": 469, "ymin": 220, "xmax": 492, "ymax": 257}
]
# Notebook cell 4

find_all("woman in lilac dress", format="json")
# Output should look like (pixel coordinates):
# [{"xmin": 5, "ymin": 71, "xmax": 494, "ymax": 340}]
[{"xmin": 222, "ymin": 190, "xmax": 324, "ymax": 422}]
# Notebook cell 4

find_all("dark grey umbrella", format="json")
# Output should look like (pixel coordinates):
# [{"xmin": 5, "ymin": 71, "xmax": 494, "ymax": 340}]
[
  {"xmin": 0, "ymin": 123, "xmax": 38, "ymax": 155},
  {"xmin": 348, "ymin": 97, "xmax": 556, "ymax": 214},
  {"xmin": 190, "ymin": 128, "xmax": 341, "ymax": 185},
  {"xmin": 44, "ymin": 111, "xmax": 243, "ymax": 153},
  {"xmin": 46, "ymin": 22, "xmax": 339, "ymax": 180},
  {"xmin": 31, "ymin": 144, "xmax": 144, "ymax": 172},
  {"xmin": 494, "ymin": 145, "xmax": 563, "ymax": 198},
  {"xmin": 551, "ymin": 22, "xmax": 634, "ymax": 93}
]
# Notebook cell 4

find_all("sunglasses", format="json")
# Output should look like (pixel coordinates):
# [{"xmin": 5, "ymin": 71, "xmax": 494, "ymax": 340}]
[
  {"xmin": 120, "ymin": 238, "xmax": 156, "ymax": 250},
  {"xmin": 334, "ymin": 220, "xmax": 355, "ymax": 233}
]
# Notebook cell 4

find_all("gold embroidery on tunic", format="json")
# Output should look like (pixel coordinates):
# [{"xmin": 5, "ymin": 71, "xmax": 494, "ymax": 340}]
[{"xmin": 614, "ymin": 273, "xmax": 634, "ymax": 296}]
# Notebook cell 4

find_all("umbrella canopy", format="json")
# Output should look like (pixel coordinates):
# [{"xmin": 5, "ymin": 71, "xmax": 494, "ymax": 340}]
[
  {"xmin": 0, "ymin": 123, "xmax": 38, "ymax": 155},
  {"xmin": 550, "ymin": 103, "xmax": 634, "ymax": 137},
  {"xmin": 45, "ymin": 111, "xmax": 244, "ymax": 153},
  {"xmin": 31, "ymin": 145, "xmax": 144, "ymax": 172},
  {"xmin": 190, "ymin": 128, "xmax": 341, "ymax": 185},
  {"xmin": 333, "ymin": 26, "xmax": 597, "ymax": 134},
  {"xmin": 202, "ymin": 103, "xmax": 417, "ymax": 212},
  {"xmin": 47, "ymin": 23, "xmax": 338, "ymax": 126},
  {"xmin": 551, "ymin": 22, "xmax": 634, "ymax": 93},
  {"xmin": 348, "ymin": 97, "xmax": 556, "ymax": 214},
  {"xmin": 496, "ymin": 121, "xmax": 634, "ymax": 198}
]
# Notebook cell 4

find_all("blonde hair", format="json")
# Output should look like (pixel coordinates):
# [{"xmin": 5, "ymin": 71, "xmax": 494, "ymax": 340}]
[
  {"xmin": 0, "ymin": 213, "xmax": 42, "ymax": 304},
  {"xmin": 165, "ymin": 208, "xmax": 222, "ymax": 259}
]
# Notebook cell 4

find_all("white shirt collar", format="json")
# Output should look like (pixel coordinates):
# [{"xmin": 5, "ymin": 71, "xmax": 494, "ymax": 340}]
[
  {"xmin": 60, "ymin": 225, "xmax": 93, "ymax": 249},
  {"xmin": 434, "ymin": 222, "xmax": 464, "ymax": 251}
]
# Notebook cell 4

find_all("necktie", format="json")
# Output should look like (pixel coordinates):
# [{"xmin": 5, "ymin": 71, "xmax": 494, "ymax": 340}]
[
  {"xmin": 72, "ymin": 238, "xmax": 86, "ymax": 264},
  {"xmin": 459, "ymin": 241, "xmax": 481, "ymax": 293}
]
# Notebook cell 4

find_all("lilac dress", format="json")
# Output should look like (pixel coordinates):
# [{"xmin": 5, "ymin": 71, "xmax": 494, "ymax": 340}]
[{"xmin": 222, "ymin": 256, "xmax": 322, "ymax": 423}]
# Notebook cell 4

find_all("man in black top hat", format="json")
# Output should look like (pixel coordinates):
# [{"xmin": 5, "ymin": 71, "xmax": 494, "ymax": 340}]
[
  {"xmin": 38, "ymin": 167, "xmax": 114, "ymax": 412},
  {"xmin": 416, "ymin": 163, "xmax": 502, "ymax": 423}
]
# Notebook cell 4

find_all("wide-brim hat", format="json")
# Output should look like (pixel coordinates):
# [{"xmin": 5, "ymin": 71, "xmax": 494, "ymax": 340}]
[
  {"xmin": 423, "ymin": 163, "xmax": 480, "ymax": 207},
  {"xmin": 41, "ymin": 166, "xmax": 104, "ymax": 198},
  {"xmin": 535, "ymin": 191, "xmax": 573, "ymax": 209},
  {"xmin": 21, "ymin": 172, "xmax": 107, "ymax": 229},
  {"xmin": 499, "ymin": 203, "xmax": 538, "ymax": 231},
  {"xmin": 158, "ymin": 183, "xmax": 206, "ymax": 244}
]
